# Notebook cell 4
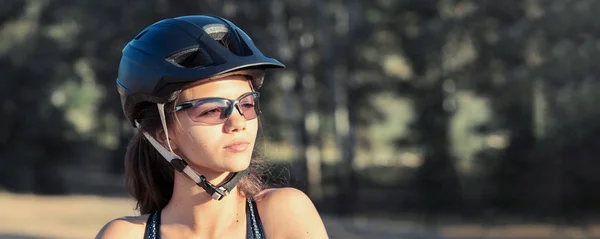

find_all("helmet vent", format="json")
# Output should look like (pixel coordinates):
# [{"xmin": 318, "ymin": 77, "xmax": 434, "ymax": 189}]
[
  {"xmin": 166, "ymin": 47, "xmax": 212, "ymax": 68},
  {"xmin": 204, "ymin": 23, "xmax": 252, "ymax": 57},
  {"xmin": 203, "ymin": 24, "xmax": 229, "ymax": 40}
]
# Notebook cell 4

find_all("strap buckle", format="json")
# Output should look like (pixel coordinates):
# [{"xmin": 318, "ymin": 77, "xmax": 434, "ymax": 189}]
[{"xmin": 211, "ymin": 186, "xmax": 229, "ymax": 200}]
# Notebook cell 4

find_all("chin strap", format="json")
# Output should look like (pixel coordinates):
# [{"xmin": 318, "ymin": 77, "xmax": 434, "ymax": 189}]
[
  {"xmin": 170, "ymin": 158, "xmax": 250, "ymax": 200},
  {"xmin": 133, "ymin": 103, "xmax": 249, "ymax": 201}
]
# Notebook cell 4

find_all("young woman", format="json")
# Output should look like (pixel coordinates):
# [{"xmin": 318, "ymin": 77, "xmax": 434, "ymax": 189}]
[{"xmin": 95, "ymin": 15, "xmax": 329, "ymax": 239}]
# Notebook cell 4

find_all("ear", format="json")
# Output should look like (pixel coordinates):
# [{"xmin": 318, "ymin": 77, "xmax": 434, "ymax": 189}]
[{"xmin": 154, "ymin": 127, "xmax": 178, "ymax": 152}]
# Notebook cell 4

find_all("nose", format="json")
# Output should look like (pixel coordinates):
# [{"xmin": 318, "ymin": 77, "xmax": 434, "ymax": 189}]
[
  {"xmin": 224, "ymin": 103, "xmax": 246, "ymax": 119},
  {"xmin": 223, "ymin": 104, "xmax": 246, "ymax": 133}
]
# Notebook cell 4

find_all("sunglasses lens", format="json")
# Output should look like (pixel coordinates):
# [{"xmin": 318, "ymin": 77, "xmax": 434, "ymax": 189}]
[
  {"xmin": 185, "ymin": 93, "xmax": 259, "ymax": 124},
  {"xmin": 187, "ymin": 99, "xmax": 230, "ymax": 124},
  {"xmin": 238, "ymin": 93, "xmax": 258, "ymax": 120}
]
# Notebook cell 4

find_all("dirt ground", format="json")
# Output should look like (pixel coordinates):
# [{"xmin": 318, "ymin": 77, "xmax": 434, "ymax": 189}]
[{"xmin": 1, "ymin": 193, "xmax": 600, "ymax": 239}]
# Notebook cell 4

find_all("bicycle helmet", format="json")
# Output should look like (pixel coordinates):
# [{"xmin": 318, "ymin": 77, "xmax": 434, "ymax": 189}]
[
  {"xmin": 117, "ymin": 14, "xmax": 284, "ymax": 126},
  {"xmin": 115, "ymin": 15, "xmax": 285, "ymax": 200}
]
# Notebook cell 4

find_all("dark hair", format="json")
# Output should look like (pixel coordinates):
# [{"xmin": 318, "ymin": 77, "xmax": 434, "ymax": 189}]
[{"xmin": 124, "ymin": 99, "xmax": 268, "ymax": 215}]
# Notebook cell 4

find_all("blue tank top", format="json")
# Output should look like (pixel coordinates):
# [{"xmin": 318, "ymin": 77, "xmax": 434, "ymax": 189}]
[{"xmin": 143, "ymin": 199, "xmax": 266, "ymax": 239}]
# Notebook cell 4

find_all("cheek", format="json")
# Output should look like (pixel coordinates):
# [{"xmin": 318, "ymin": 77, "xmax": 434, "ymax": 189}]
[
  {"xmin": 171, "ymin": 114, "xmax": 217, "ymax": 152},
  {"xmin": 182, "ymin": 127, "xmax": 222, "ymax": 154},
  {"xmin": 247, "ymin": 119, "xmax": 259, "ymax": 135}
]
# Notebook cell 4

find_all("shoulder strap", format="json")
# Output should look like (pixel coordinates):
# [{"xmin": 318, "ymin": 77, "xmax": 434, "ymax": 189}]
[
  {"xmin": 251, "ymin": 200, "xmax": 267, "ymax": 238},
  {"xmin": 144, "ymin": 203, "xmax": 263, "ymax": 239},
  {"xmin": 143, "ymin": 210, "xmax": 161, "ymax": 239},
  {"xmin": 246, "ymin": 199, "xmax": 266, "ymax": 239}
]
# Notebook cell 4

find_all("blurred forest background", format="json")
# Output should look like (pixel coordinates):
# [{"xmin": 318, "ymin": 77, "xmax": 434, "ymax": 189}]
[{"xmin": 2, "ymin": 0, "xmax": 600, "ymax": 238}]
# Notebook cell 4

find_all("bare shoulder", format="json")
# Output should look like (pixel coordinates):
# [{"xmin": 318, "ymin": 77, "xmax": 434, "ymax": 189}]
[
  {"xmin": 254, "ymin": 187, "xmax": 329, "ymax": 239},
  {"xmin": 94, "ymin": 214, "xmax": 149, "ymax": 239}
]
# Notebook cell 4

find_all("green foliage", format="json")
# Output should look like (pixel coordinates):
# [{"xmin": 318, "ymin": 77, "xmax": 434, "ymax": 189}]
[{"xmin": 2, "ymin": 0, "xmax": 600, "ymax": 218}]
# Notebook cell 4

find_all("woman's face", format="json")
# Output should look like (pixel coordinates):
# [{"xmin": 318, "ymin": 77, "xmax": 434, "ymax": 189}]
[{"xmin": 168, "ymin": 74, "xmax": 259, "ymax": 174}]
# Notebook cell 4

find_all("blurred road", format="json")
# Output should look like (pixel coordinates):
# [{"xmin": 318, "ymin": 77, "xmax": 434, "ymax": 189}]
[{"xmin": 0, "ymin": 193, "xmax": 597, "ymax": 239}]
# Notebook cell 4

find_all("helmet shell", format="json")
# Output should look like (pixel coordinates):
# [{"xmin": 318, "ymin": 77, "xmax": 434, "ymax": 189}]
[{"xmin": 116, "ymin": 15, "xmax": 285, "ymax": 126}]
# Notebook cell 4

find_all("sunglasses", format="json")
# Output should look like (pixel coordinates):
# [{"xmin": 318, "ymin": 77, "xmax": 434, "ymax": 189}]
[{"xmin": 175, "ymin": 92, "xmax": 260, "ymax": 125}]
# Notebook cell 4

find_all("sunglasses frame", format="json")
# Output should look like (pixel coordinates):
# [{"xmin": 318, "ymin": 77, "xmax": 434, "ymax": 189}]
[{"xmin": 174, "ymin": 91, "xmax": 261, "ymax": 123}]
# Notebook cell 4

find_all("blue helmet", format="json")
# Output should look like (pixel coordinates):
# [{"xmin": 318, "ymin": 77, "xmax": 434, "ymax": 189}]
[{"xmin": 116, "ymin": 15, "xmax": 285, "ymax": 126}]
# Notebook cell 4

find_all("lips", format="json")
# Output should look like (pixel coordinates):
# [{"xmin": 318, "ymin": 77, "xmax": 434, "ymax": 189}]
[{"xmin": 224, "ymin": 140, "xmax": 250, "ymax": 152}]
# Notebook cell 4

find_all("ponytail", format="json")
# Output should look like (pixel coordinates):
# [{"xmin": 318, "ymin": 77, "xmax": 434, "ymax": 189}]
[{"xmin": 125, "ymin": 131, "xmax": 174, "ymax": 215}]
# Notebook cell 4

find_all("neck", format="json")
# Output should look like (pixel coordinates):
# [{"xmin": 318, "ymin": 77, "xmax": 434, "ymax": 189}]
[{"xmin": 161, "ymin": 170, "xmax": 246, "ymax": 236}]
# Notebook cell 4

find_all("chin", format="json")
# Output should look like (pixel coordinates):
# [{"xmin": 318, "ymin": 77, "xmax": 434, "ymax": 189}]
[{"xmin": 222, "ymin": 154, "xmax": 252, "ymax": 172}]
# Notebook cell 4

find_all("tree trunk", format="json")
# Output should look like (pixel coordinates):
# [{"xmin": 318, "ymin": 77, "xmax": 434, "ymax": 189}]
[{"xmin": 331, "ymin": 0, "xmax": 361, "ymax": 215}]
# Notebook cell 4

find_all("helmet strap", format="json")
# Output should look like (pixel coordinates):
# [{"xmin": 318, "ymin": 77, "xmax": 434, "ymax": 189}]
[{"xmin": 132, "ymin": 104, "xmax": 249, "ymax": 200}]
